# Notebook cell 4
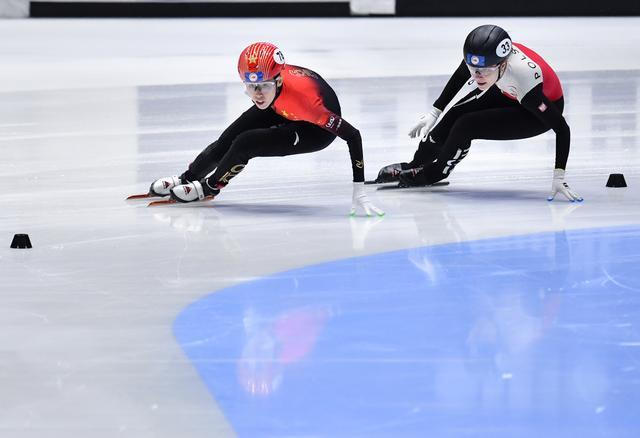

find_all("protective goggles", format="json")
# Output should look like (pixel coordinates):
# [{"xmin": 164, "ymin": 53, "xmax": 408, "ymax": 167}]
[
  {"xmin": 466, "ymin": 63, "xmax": 501, "ymax": 76},
  {"xmin": 244, "ymin": 80, "xmax": 277, "ymax": 93}
]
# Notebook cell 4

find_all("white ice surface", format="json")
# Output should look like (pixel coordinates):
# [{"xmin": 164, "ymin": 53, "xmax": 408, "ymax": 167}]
[
  {"xmin": 1, "ymin": 17, "xmax": 640, "ymax": 438},
  {"xmin": 1, "ymin": 17, "xmax": 640, "ymax": 91}
]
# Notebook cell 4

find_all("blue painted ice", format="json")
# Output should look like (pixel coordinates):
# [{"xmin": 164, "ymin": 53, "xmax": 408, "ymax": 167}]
[{"xmin": 175, "ymin": 226, "xmax": 640, "ymax": 437}]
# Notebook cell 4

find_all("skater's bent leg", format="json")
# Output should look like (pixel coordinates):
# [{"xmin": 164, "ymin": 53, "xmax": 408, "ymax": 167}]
[
  {"xmin": 182, "ymin": 106, "xmax": 286, "ymax": 181},
  {"xmin": 401, "ymin": 105, "xmax": 552, "ymax": 187},
  {"xmin": 205, "ymin": 123, "xmax": 334, "ymax": 189},
  {"xmin": 407, "ymin": 87, "xmax": 518, "ymax": 169},
  {"xmin": 409, "ymin": 138, "xmax": 444, "ymax": 168}
]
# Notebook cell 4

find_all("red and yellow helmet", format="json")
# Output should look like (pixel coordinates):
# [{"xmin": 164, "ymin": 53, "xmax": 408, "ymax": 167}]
[{"xmin": 238, "ymin": 42, "xmax": 286, "ymax": 83}]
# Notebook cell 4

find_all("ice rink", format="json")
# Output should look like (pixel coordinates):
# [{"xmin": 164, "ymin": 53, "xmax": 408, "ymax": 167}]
[{"xmin": 1, "ymin": 17, "xmax": 640, "ymax": 437}]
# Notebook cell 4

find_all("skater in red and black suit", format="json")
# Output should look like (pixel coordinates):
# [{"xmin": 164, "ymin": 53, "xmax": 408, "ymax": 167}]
[
  {"xmin": 148, "ymin": 42, "xmax": 383, "ymax": 216},
  {"xmin": 376, "ymin": 24, "xmax": 582, "ymax": 202}
]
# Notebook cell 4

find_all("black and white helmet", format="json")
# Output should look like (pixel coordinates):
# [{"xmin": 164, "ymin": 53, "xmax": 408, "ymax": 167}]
[{"xmin": 463, "ymin": 25, "xmax": 512, "ymax": 68}]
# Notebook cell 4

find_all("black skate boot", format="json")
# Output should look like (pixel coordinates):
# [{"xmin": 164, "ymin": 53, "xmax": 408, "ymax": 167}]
[
  {"xmin": 374, "ymin": 162, "xmax": 411, "ymax": 183},
  {"xmin": 398, "ymin": 167, "xmax": 427, "ymax": 187}
]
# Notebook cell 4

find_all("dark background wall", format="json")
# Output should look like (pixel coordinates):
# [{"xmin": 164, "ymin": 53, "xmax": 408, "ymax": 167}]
[
  {"xmin": 29, "ymin": 2, "xmax": 352, "ymax": 18},
  {"xmin": 396, "ymin": 0, "xmax": 640, "ymax": 16},
  {"xmin": 29, "ymin": 0, "xmax": 640, "ymax": 17}
]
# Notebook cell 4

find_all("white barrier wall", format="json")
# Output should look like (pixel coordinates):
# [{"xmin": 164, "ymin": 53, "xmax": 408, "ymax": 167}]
[
  {"xmin": 0, "ymin": 0, "xmax": 29, "ymax": 17},
  {"xmin": 350, "ymin": 0, "xmax": 395, "ymax": 14}
]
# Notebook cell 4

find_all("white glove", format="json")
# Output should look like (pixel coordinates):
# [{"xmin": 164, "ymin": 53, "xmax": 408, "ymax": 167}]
[
  {"xmin": 548, "ymin": 169, "xmax": 583, "ymax": 202},
  {"xmin": 351, "ymin": 182, "xmax": 385, "ymax": 217},
  {"xmin": 408, "ymin": 107, "xmax": 442, "ymax": 141}
]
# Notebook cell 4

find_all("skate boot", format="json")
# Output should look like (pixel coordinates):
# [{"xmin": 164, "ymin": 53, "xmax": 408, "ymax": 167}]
[
  {"xmin": 170, "ymin": 180, "xmax": 220, "ymax": 203},
  {"xmin": 398, "ymin": 167, "xmax": 427, "ymax": 187},
  {"xmin": 149, "ymin": 176, "xmax": 182, "ymax": 197},
  {"xmin": 374, "ymin": 162, "xmax": 410, "ymax": 183}
]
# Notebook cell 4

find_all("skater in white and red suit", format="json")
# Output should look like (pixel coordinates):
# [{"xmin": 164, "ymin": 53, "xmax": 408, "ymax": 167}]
[{"xmin": 376, "ymin": 24, "xmax": 582, "ymax": 202}]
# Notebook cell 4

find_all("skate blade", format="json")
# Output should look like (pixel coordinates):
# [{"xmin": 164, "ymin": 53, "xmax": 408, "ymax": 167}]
[
  {"xmin": 147, "ymin": 199, "xmax": 179, "ymax": 207},
  {"xmin": 126, "ymin": 193, "xmax": 156, "ymax": 200},
  {"xmin": 147, "ymin": 195, "xmax": 215, "ymax": 207},
  {"xmin": 365, "ymin": 179, "xmax": 404, "ymax": 185},
  {"xmin": 377, "ymin": 181, "xmax": 450, "ymax": 190}
]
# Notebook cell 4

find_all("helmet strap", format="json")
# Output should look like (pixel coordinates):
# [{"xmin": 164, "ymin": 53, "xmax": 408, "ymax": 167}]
[
  {"xmin": 497, "ymin": 61, "xmax": 508, "ymax": 80},
  {"xmin": 273, "ymin": 74, "xmax": 284, "ymax": 100}
]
